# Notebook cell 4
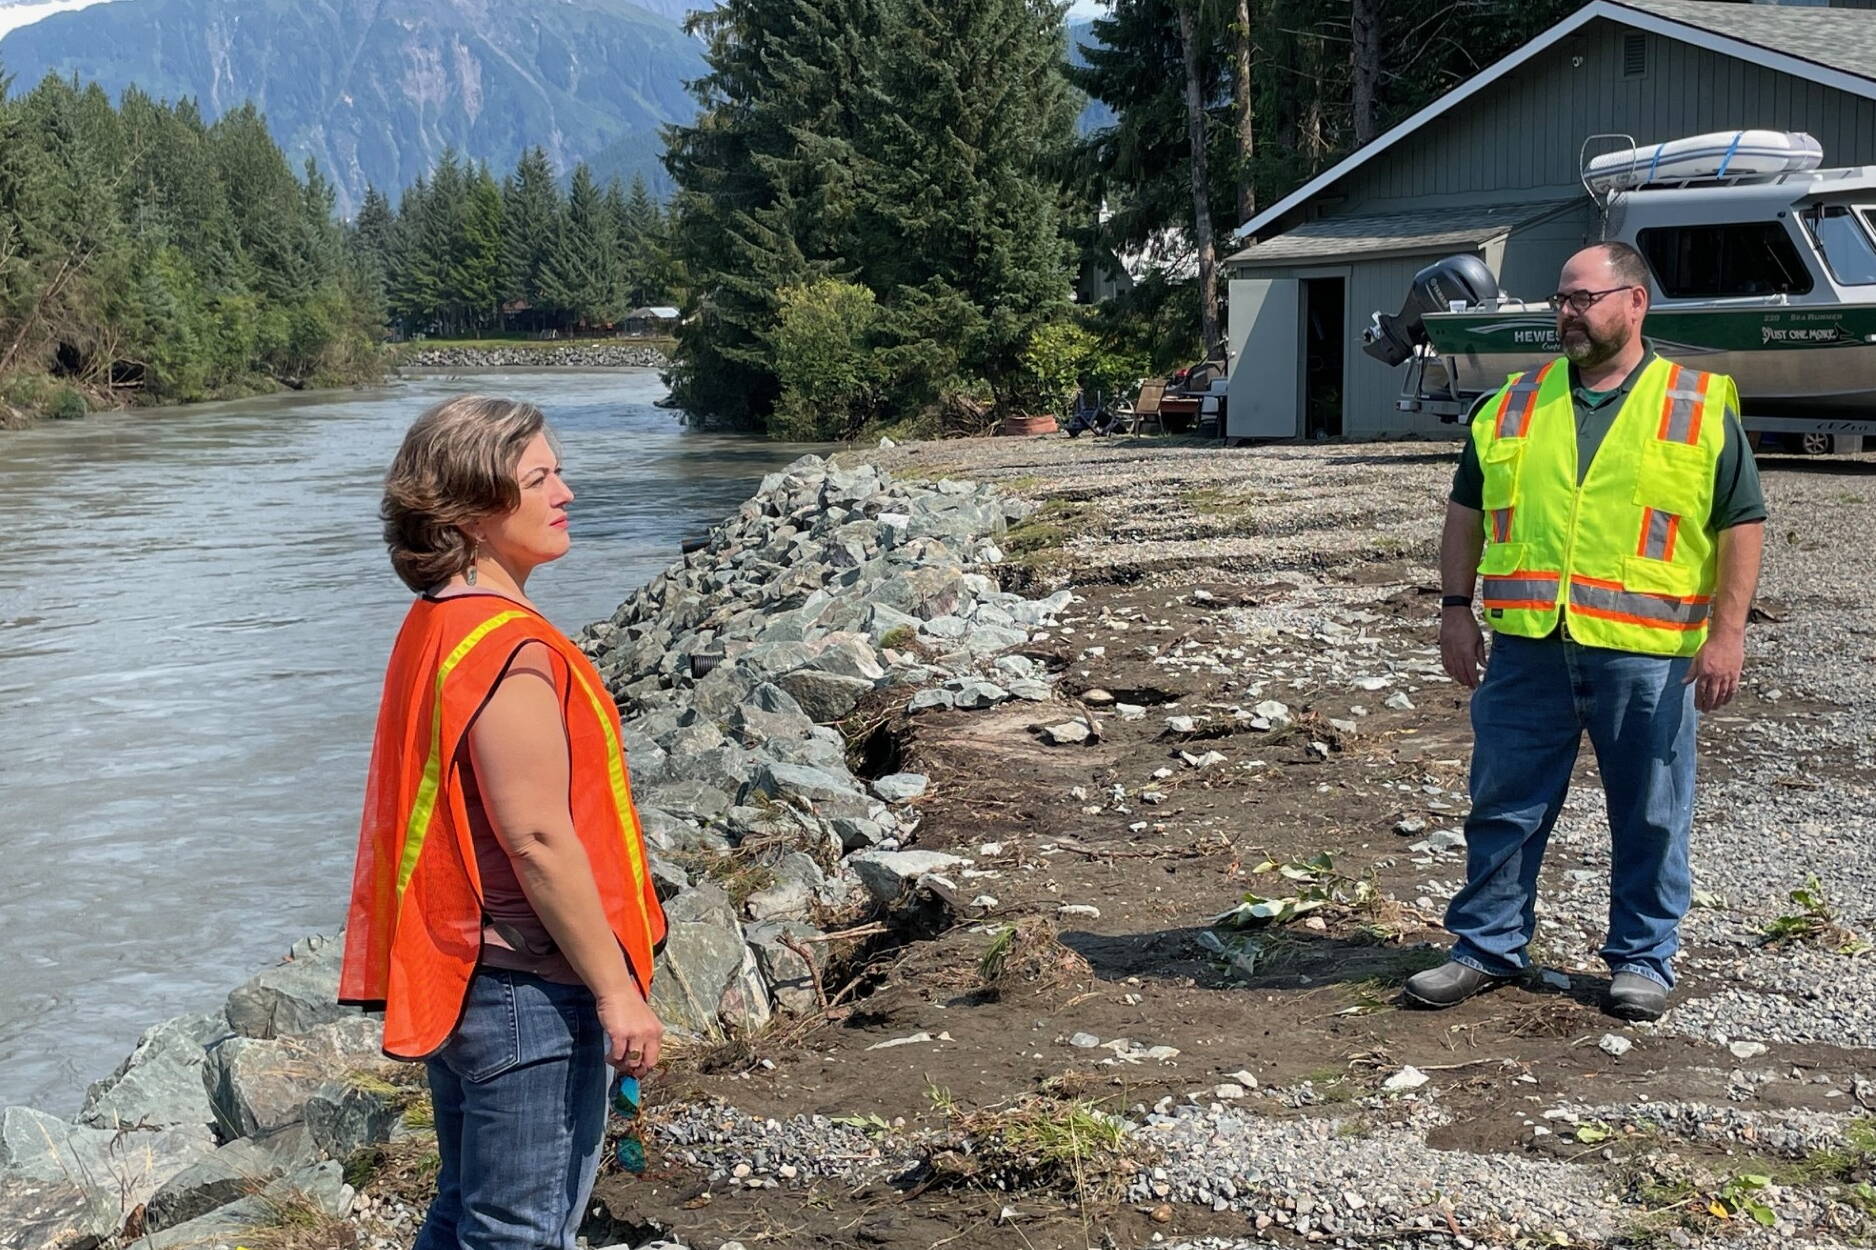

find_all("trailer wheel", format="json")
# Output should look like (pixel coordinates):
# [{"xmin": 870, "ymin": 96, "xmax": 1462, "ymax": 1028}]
[{"xmin": 1799, "ymin": 432, "xmax": 1835, "ymax": 456}]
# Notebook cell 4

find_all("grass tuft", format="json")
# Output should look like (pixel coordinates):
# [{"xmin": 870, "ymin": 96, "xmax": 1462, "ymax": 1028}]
[{"xmin": 927, "ymin": 1093, "xmax": 1151, "ymax": 1200}]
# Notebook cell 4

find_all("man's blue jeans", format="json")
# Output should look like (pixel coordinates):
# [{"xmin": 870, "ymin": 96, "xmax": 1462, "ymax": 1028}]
[
  {"xmin": 1446, "ymin": 632, "xmax": 1697, "ymax": 989},
  {"xmin": 413, "ymin": 969, "xmax": 608, "ymax": 1250}
]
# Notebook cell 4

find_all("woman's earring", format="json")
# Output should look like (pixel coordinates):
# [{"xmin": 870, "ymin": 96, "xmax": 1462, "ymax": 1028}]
[{"xmin": 465, "ymin": 539, "xmax": 479, "ymax": 586}]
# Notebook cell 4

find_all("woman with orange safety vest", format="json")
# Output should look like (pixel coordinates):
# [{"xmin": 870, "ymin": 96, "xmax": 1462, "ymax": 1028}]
[{"xmin": 339, "ymin": 395, "xmax": 667, "ymax": 1250}]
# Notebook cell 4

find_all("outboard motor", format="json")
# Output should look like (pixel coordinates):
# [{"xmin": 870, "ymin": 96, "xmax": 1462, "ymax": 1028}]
[{"xmin": 1361, "ymin": 254, "xmax": 1501, "ymax": 366}]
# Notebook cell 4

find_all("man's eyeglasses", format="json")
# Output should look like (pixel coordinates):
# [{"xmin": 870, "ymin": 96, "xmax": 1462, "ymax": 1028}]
[{"xmin": 1548, "ymin": 285, "xmax": 1637, "ymax": 313}]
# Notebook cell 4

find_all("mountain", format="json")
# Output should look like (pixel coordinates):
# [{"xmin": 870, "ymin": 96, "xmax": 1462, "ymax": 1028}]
[
  {"xmin": 0, "ymin": 0, "xmax": 706, "ymax": 216},
  {"xmin": 1066, "ymin": 18, "xmax": 1114, "ymax": 133}
]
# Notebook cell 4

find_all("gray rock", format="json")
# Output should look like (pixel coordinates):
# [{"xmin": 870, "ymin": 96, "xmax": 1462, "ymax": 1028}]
[
  {"xmin": 302, "ymin": 1078, "xmax": 402, "ymax": 1159},
  {"xmin": 745, "ymin": 876, "xmax": 814, "ymax": 923},
  {"xmin": 865, "ymin": 604, "xmax": 923, "ymax": 645},
  {"xmin": 847, "ymin": 850, "xmax": 971, "ymax": 904},
  {"xmin": 1006, "ymin": 678, "xmax": 1052, "ymax": 702},
  {"xmin": 872, "ymin": 773, "xmax": 929, "ymax": 803},
  {"xmin": 663, "ymin": 883, "xmax": 741, "ymax": 931},
  {"xmin": 992, "ymin": 654, "xmax": 1037, "ymax": 680},
  {"xmin": 774, "ymin": 669, "xmax": 875, "ymax": 722},
  {"xmin": 746, "ymin": 921, "xmax": 828, "ymax": 1015},
  {"xmin": 829, "ymin": 816, "xmax": 890, "ymax": 852},
  {"xmin": 1040, "ymin": 721, "xmax": 1090, "ymax": 746},
  {"xmin": 958, "ymin": 624, "xmax": 1030, "ymax": 654},
  {"xmin": 224, "ymin": 935, "xmax": 354, "ymax": 1040},
  {"xmin": 142, "ymin": 1127, "xmax": 317, "ymax": 1232},
  {"xmin": 640, "ymin": 777, "xmax": 735, "ymax": 823},
  {"xmin": 805, "ymin": 634, "xmax": 887, "ymax": 682},
  {"xmin": 79, "ymin": 1015, "xmax": 222, "ymax": 1133},
  {"xmin": 746, "ymin": 761, "xmax": 868, "ymax": 815},
  {"xmin": 921, "ymin": 615, "xmax": 970, "ymax": 640},
  {"xmin": 650, "ymin": 920, "xmax": 770, "ymax": 1037},
  {"xmin": 0, "ymin": 1173, "xmax": 116, "ymax": 1250},
  {"xmin": 203, "ymin": 1016, "xmax": 383, "ymax": 1140},
  {"xmin": 1, "ymin": 1106, "xmax": 211, "ymax": 1243},
  {"xmin": 128, "ymin": 1161, "xmax": 352, "ymax": 1250},
  {"xmin": 907, "ymin": 688, "xmax": 955, "ymax": 713},
  {"xmin": 952, "ymin": 681, "xmax": 1009, "ymax": 710},
  {"xmin": 648, "ymin": 855, "xmax": 690, "ymax": 901}
]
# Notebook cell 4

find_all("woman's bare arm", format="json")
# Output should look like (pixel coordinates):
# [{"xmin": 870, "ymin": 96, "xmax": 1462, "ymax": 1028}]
[{"xmin": 467, "ymin": 640, "xmax": 662, "ymax": 1073}]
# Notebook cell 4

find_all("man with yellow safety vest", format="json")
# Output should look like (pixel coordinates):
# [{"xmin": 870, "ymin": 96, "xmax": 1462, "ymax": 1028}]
[{"xmin": 1403, "ymin": 241, "xmax": 1766, "ymax": 1022}]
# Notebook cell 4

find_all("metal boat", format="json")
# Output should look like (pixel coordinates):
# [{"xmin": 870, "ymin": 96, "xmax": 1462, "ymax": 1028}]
[{"xmin": 1364, "ymin": 132, "xmax": 1876, "ymax": 438}]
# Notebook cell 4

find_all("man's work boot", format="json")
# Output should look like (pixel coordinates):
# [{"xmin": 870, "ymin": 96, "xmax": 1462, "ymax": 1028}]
[
  {"xmin": 1605, "ymin": 973, "xmax": 1668, "ymax": 1022},
  {"xmin": 1401, "ymin": 960, "xmax": 1521, "ymax": 1009}
]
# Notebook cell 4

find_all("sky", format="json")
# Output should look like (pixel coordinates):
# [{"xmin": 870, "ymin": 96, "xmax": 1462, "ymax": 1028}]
[{"xmin": 0, "ymin": 0, "xmax": 117, "ymax": 41}]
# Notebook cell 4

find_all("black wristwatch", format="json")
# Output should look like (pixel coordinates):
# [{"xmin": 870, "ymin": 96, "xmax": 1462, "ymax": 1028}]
[{"xmin": 1440, "ymin": 594, "xmax": 1473, "ymax": 608}]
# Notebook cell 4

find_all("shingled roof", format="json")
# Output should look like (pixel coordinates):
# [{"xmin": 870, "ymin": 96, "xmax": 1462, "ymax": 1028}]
[
  {"xmin": 1612, "ymin": 0, "xmax": 1876, "ymax": 88},
  {"xmin": 1226, "ymin": 200, "xmax": 1578, "ymax": 266}
]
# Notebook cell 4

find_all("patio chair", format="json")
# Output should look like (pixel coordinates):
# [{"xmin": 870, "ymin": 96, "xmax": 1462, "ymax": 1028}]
[{"xmin": 1116, "ymin": 380, "xmax": 1166, "ymax": 436}]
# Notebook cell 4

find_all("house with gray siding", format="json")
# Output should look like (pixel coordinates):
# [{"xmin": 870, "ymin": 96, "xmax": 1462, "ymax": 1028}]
[{"xmin": 1222, "ymin": 0, "xmax": 1876, "ymax": 439}]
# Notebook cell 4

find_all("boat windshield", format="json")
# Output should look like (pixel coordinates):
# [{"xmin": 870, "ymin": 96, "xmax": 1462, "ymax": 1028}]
[{"xmin": 1802, "ymin": 205, "xmax": 1876, "ymax": 286}]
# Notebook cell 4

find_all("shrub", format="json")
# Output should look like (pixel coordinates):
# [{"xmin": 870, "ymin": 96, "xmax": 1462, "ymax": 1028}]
[
  {"xmin": 771, "ymin": 279, "xmax": 881, "ymax": 442},
  {"xmin": 47, "ymin": 386, "xmax": 87, "ymax": 421},
  {"xmin": 1018, "ymin": 321, "xmax": 1099, "ymax": 416}
]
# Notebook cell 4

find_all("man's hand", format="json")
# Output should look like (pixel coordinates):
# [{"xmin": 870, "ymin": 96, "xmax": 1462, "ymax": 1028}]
[
  {"xmin": 1440, "ymin": 606, "xmax": 1486, "ymax": 689},
  {"xmin": 1684, "ymin": 627, "xmax": 1745, "ymax": 712},
  {"xmin": 597, "ymin": 983, "xmax": 663, "ymax": 1078}
]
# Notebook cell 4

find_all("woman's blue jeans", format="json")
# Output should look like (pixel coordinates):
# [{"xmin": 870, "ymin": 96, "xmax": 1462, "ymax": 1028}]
[
  {"xmin": 1446, "ymin": 632, "xmax": 1698, "ymax": 989},
  {"xmin": 412, "ymin": 969, "xmax": 608, "ymax": 1250}
]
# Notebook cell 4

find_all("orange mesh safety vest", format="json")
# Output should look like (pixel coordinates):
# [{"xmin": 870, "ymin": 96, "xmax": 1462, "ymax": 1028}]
[{"xmin": 339, "ymin": 595, "xmax": 666, "ymax": 1059}]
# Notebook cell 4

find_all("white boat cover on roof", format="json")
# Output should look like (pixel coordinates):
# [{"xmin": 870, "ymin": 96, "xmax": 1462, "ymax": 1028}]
[{"xmin": 1584, "ymin": 130, "xmax": 1822, "ymax": 192}]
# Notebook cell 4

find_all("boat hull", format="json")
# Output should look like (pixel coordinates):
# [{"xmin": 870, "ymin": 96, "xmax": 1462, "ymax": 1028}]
[{"xmin": 1423, "ymin": 304, "xmax": 1876, "ymax": 414}]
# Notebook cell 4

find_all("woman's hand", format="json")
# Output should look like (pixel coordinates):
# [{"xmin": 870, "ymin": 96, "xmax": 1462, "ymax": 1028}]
[{"xmin": 598, "ymin": 984, "xmax": 663, "ymax": 1077}]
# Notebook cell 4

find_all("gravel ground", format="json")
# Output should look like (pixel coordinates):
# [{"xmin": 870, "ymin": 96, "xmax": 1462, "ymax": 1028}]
[{"xmin": 857, "ymin": 436, "xmax": 1876, "ymax": 1247}]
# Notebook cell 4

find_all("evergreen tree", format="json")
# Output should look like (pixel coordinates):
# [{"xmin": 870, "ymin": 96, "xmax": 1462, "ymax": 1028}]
[
  {"xmin": 450, "ymin": 163, "xmax": 504, "ymax": 332},
  {"xmin": 351, "ymin": 185, "xmax": 395, "ymax": 279},
  {"xmin": 500, "ymin": 145, "xmax": 561, "ymax": 318},
  {"xmin": 851, "ymin": 0, "xmax": 1078, "ymax": 411},
  {"xmin": 541, "ymin": 163, "xmax": 623, "ymax": 327},
  {"xmin": 619, "ymin": 172, "xmax": 668, "ymax": 308},
  {"xmin": 663, "ymin": 0, "xmax": 881, "ymax": 426}
]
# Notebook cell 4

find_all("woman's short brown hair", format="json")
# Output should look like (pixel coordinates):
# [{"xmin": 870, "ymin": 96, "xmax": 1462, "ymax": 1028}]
[{"xmin": 381, "ymin": 395, "xmax": 547, "ymax": 592}]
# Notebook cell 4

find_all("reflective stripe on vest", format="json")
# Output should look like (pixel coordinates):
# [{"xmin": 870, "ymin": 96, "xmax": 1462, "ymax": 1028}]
[
  {"xmin": 1637, "ymin": 507, "xmax": 1680, "ymax": 562},
  {"xmin": 1568, "ymin": 575, "xmax": 1712, "ymax": 630},
  {"xmin": 1493, "ymin": 362, "xmax": 1556, "ymax": 439},
  {"xmin": 565, "ymin": 661, "xmax": 656, "ymax": 941},
  {"xmin": 1481, "ymin": 570, "xmax": 1561, "ymax": 611},
  {"xmin": 1657, "ymin": 364, "xmax": 1710, "ymax": 446},
  {"xmin": 396, "ymin": 609, "xmax": 529, "ymax": 898}
]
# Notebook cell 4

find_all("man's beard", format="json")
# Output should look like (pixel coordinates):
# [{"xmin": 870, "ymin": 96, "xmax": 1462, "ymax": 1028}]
[{"xmin": 1560, "ymin": 320, "xmax": 1625, "ymax": 368}]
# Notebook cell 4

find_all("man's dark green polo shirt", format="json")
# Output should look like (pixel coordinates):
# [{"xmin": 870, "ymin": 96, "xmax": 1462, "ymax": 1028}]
[{"xmin": 1449, "ymin": 345, "xmax": 1767, "ymax": 531}]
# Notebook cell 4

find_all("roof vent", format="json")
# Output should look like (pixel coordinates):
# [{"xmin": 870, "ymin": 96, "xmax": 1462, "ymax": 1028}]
[{"xmin": 1623, "ymin": 33, "xmax": 1647, "ymax": 78}]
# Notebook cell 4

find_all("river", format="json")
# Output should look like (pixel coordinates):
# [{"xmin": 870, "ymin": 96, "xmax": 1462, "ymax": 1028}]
[{"xmin": 0, "ymin": 369, "xmax": 817, "ymax": 1113}]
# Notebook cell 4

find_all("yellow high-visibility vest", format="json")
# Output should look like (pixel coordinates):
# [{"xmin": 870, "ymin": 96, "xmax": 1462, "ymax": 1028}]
[{"xmin": 1470, "ymin": 356, "xmax": 1733, "ymax": 658}]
